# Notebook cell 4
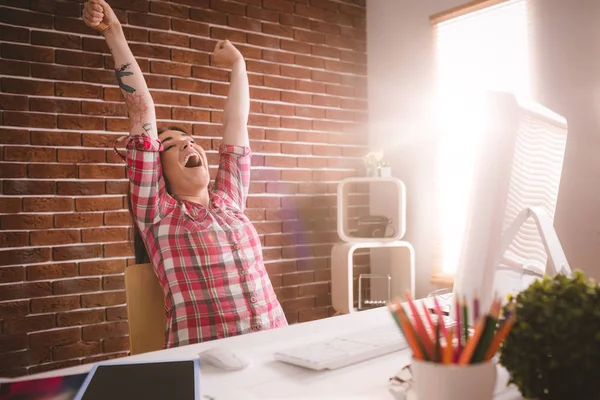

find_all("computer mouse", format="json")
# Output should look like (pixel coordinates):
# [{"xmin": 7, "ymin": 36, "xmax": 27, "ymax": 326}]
[{"xmin": 200, "ymin": 346, "xmax": 250, "ymax": 371}]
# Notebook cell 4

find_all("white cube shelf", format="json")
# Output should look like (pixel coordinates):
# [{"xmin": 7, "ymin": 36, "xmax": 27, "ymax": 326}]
[
  {"xmin": 331, "ymin": 241, "xmax": 415, "ymax": 314},
  {"xmin": 337, "ymin": 177, "xmax": 406, "ymax": 243}
]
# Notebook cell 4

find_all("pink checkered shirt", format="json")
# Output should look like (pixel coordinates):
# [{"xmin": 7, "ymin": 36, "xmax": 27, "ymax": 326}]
[{"xmin": 115, "ymin": 133, "xmax": 287, "ymax": 348}]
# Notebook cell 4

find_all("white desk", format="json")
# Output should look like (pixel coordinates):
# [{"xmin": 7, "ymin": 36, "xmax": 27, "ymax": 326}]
[{"xmin": 1, "ymin": 308, "xmax": 524, "ymax": 399}]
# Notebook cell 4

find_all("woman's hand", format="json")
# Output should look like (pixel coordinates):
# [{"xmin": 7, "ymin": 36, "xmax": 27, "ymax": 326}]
[
  {"xmin": 82, "ymin": 0, "xmax": 120, "ymax": 33},
  {"xmin": 213, "ymin": 40, "xmax": 244, "ymax": 69}
]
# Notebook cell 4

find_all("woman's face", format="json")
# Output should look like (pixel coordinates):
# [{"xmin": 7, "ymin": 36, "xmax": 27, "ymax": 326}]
[{"xmin": 158, "ymin": 130, "xmax": 210, "ymax": 195}]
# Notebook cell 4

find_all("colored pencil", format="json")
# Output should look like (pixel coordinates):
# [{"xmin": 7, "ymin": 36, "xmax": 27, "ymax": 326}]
[
  {"xmin": 434, "ymin": 322, "xmax": 441, "ymax": 362},
  {"xmin": 462, "ymin": 296, "xmax": 469, "ymax": 344},
  {"xmin": 443, "ymin": 326, "xmax": 453, "ymax": 364},
  {"xmin": 458, "ymin": 317, "xmax": 485, "ymax": 364},
  {"xmin": 484, "ymin": 311, "xmax": 516, "ymax": 361},
  {"xmin": 455, "ymin": 295, "xmax": 462, "ymax": 351},
  {"xmin": 433, "ymin": 297, "xmax": 448, "ymax": 337},
  {"xmin": 473, "ymin": 291, "xmax": 480, "ymax": 321},
  {"xmin": 397, "ymin": 304, "xmax": 427, "ymax": 360},
  {"xmin": 471, "ymin": 297, "xmax": 501, "ymax": 363},
  {"xmin": 404, "ymin": 292, "xmax": 434, "ymax": 360}
]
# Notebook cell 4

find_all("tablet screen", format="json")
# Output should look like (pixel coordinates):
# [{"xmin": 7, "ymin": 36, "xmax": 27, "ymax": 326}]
[{"xmin": 77, "ymin": 359, "xmax": 198, "ymax": 400}]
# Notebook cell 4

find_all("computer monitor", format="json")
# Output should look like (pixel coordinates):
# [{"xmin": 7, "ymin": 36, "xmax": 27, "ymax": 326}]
[{"xmin": 449, "ymin": 91, "xmax": 570, "ymax": 319}]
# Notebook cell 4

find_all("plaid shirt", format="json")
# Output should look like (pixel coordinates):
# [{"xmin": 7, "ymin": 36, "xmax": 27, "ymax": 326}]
[{"xmin": 115, "ymin": 133, "xmax": 287, "ymax": 347}]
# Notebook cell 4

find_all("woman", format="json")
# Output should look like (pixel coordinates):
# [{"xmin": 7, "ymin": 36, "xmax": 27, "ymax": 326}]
[{"xmin": 82, "ymin": 0, "xmax": 287, "ymax": 347}]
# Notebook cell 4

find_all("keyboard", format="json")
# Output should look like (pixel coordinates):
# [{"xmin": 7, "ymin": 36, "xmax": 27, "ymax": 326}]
[{"xmin": 274, "ymin": 314, "xmax": 456, "ymax": 371}]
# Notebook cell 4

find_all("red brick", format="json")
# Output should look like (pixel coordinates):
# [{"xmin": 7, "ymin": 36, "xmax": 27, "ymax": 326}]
[
  {"xmin": 22, "ymin": 197, "xmax": 74, "ymax": 212},
  {"xmin": 312, "ymin": 44, "xmax": 340, "ymax": 59},
  {"xmin": 1, "ymin": 43, "xmax": 54, "ymax": 63},
  {"xmin": 210, "ymin": 26, "xmax": 246, "ymax": 43},
  {"xmin": 0, "ymin": 58, "xmax": 30, "ymax": 76},
  {"xmin": 260, "ymin": 49, "xmax": 292, "ymax": 64},
  {"xmin": 0, "ymin": 24, "xmax": 30, "ymax": 43},
  {"xmin": 3, "ymin": 180, "xmax": 56, "ymax": 195},
  {"xmin": 149, "ymin": 30, "xmax": 189, "ymax": 48},
  {"xmin": 172, "ymin": 107, "xmax": 210, "ymax": 122},
  {"xmin": 281, "ymin": 117, "xmax": 311, "ymax": 130},
  {"xmin": 79, "ymin": 165, "xmax": 125, "ymax": 179},
  {"xmin": 279, "ymin": 13, "xmax": 310, "ymax": 30},
  {"xmin": 0, "ymin": 349, "xmax": 52, "ymax": 369},
  {"xmin": 57, "ymin": 149, "xmax": 103, "ymax": 164},
  {"xmin": 311, "ymin": 70, "xmax": 341, "ymax": 84},
  {"xmin": 103, "ymin": 336, "xmax": 130, "ymax": 353},
  {"xmin": 281, "ymin": 91, "xmax": 312, "ymax": 105},
  {"xmin": 82, "ymin": 321, "xmax": 129, "ymax": 341},
  {"xmin": 190, "ymin": 37, "xmax": 214, "ymax": 52},
  {"xmin": 53, "ymin": 278, "xmax": 101, "ymax": 296},
  {"xmin": 313, "ymin": 94, "xmax": 340, "ymax": 107},
  {"xmin": 55, "ymin": 82, "xmax": 102, "ymax": 99},
  {"xmin": 0, "ymin": 163, "xmax": 26, "ymax": 178},
  {"xmin": 339, "ymin": 2, "xmax": 365, "ymax": 16},
  {"xmin": 30, "ymin": 0, "xmax": 81, "ymax": 16},
  {"xmin": 262, "ymin": 103, "xmax": 294, "ymax": 116},
  {"xmin": 326, "ymin": 35, "xmax": 360, "ymax": 50},
  {"xmin": 82, "ymin": 291, "xmax": 126, "ymax": 308},
  {"xmin": 30, "ymin": 296, "xmax": 80, "ymax": 314},
  {"xmin": 190, "ymin": 8, "xmax": 227, "ymax": 25},
  {"xmin": 299, "ymin": 307, "xmax": 328, "ymax": 322},
  {"xmin": 1, "ymin": 214, "xmax": 53, "ymax": 230},
  {"xmin": 103, "ymin": 275, "xmax": 125, "ymax": 290},
  {"xmin": 211, "ymin": 0, "xmax": 246, "ymax": 16},
  {"xmin": 190, "ymin": 95, "xmax": 225, "ymax": 109},
  {"xmin": 211, "ymin": 82, "xmax": 229, "ymax": 95},
  {"xmin": 246, "ymin": 5, "xmax": 277, "ymax": 22},
  {"xmin": 295, "ymin": 106, "xmax": 326, "ymax": 119},
  {"xmin": 58, "ymin": 115, "xmax": 104, "ymax": 130},
  {"xmin": 282, "ymin": 297, "xmax": 315, "ymax": 313},
  {"xmin": 4, "ymin": 111, "xmax": 57, "ymax": 129},
  {"xmin": 31, "ymin": 30, "xmax": 81, "ymax": 49},
  {"xmin": 309, "ymin": 0, "xmax": 338, "ymax": 11},
  {"xmin": 150, "ymin": 60, "xmax": 191, "ymax": 77},
  {"xmin": 106, "ymin": 181, "xmax": 129, "ymax": 194},
  {"xmin": 0, "ymin": 281, "xmax": 52, "ymax": 302},
  {"xmin": 311, "ymin": 20, "xmax": 341, "ymax": 35},
  {"xmin": 248, "ymin": 33, "xmax": 279, "ymax": 49},
  {"xmin": 0, "ymin": 266, "xmax": 25, "ymax": 284},
  {"xmin": 248, "ymin": 114, "xmax": 280, "ymax": 127},
  {"xmin": 80, "ymin": 101, "xmax": 126, "ymax": 117},
  {"xmin": 0, "ymin": 300, "xmax": 29, "ymax": 319},
  {"xmin": 57, "ymin": 309, "xmax": 105, "ymax": 327},
  {"xmin": 296, "ymin": 81, "xmax": 325, "ymax": 94},
  {"xmin": 104, "ymin": 211, "xmax": 132, "ymax": 226},
  {"xmin": 57, "ymin": 182, "xmax": 105, "ymax": 196},
  {"xmin": 29, "ymin": 98, "xmax": 80, "ymax": 114},
  {"xmin": 263, "ymin": 0, "xmax": 293, "ymax": 12},
  {"xmin": 28, "ymin": 164, "xmax": 78, "ymax": 179},
  {"xmin": 0, "ymin": 334, "xmax": 28, "ymax": 353},
  {"xmin": 172, "ymin": 78, "xmax": 210, "ymax": 93},
  {"xmin": 0, "ymin": 7, "xmax": 53, "ymax": 29},
  {"xmin": 53, "ymin": 245, "xmax": 102, "ymax": 262},
  {"xmin": 104, "ymin": 242, "xmax": 133, "ymax": 258},
  {"xmin": 1, "ymin": 77, "xmax": 52, "ymax": 96},
  {"xmin": 0, "ymin": 198, "xmax": 22, "ymax": 215},
  {"xmin": 54, "ymin": 15, "xmax": 96, "ymax": 34},
  {"xmin": 227, "ymin": 15, "xmax": 261, "ymax": 32},
  {"xmin": 81, "ymin": 228, "xmax": 128, "ymax": 245},
  {"xmin": 170, "ymin": 49, "xmax": 209, "ymax": 66},
  {"xmin": 0, "ymin": 232, "xmax": 28, "ymax": 248},
  {"xmin": 129, "ymin": 43, "xmax": 169, "ymax": 60},
  {"xmin": 30, "ymin": 230, "xmax": 80, "ymax": 246},
  {"xmin": 150, "ymin": 1, "xmax": 189, "ymax": 18},
  {"xmin": 280, "ymin": 40, "xmax": 311, "ymax": 55},
  {"xmin": 0, "ymin": 127, "xmax": 29, "ymax": 145},
  {"xmin": 106, "ymin": 305, "xmax": 128, "ymax": 321},
  {"xmin": 27, "ymin": 263, "xmax": 77, "ymax": 281},
  {"xmin": 128, "ymin": 12, "xmax": 169, "ymax": 29},
  {"xmin": 54, "ymin": 341, "xmax": 101, "ymax": 361}
]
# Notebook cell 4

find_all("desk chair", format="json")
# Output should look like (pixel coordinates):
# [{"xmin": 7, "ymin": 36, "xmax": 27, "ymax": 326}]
[{"xmin": 124, "ymin": 263, "xmax": 166, "ymax": 355}]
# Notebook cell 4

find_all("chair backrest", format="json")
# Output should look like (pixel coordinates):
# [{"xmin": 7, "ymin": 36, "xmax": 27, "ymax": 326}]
[{"xmin": 124, "ymin": 263, "xmax": 166, "ymax": 355}]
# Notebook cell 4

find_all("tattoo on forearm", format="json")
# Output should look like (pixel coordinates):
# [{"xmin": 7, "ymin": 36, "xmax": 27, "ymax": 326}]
[
  {"xmin": 115, "ymin": 63, "xmax": 136, "ymax": 93},
  {"xmin": 142, "ymin": 123, "xmax": 153, "ymax": 135}
]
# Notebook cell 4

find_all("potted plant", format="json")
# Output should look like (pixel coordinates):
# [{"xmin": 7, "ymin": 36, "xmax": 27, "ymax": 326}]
[
  {"xmin": 363, "ymin": 152, "xmax": 391, "ymax": 177},
  {"xmin": 498, "ymin": 270, "xmax": 600, "ymax": 400}
]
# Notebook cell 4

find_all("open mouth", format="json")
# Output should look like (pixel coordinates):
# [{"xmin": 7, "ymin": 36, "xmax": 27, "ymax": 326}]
[{"xmin": 183, "ymin": 152, "xmax": 202, "ymax": 168}]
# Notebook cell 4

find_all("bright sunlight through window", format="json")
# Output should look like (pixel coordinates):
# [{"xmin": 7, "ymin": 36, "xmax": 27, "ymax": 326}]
[{"xmin": 434, "ymin": 0, "xmax": 530, "ymax": 275}]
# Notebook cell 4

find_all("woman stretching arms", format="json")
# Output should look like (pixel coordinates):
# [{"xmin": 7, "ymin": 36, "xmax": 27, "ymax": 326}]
[{"xmin": 82, "ymin": 0, "xmax": 287, "ymax": 347}]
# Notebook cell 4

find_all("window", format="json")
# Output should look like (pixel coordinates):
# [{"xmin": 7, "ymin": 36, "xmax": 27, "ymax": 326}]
[{"xmin": 431, "ymin": 0, "xmax": 531, "ymax": 282}]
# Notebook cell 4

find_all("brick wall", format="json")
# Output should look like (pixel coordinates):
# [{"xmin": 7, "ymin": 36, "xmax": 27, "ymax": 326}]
[{"xmin": 0, "ymin": 0, "xmax": 368, "ymax": 376}]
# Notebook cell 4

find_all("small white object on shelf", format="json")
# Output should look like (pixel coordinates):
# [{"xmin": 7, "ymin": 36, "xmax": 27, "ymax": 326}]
[{"xmin": 336, "ymin": 177, "xmax": 406, "ymax": 243}]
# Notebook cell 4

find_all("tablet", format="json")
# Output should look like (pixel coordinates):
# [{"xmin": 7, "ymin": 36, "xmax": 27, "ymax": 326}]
[{"xmin": 74, "ymin": 358, "xmax": 200, "ymax": 400}]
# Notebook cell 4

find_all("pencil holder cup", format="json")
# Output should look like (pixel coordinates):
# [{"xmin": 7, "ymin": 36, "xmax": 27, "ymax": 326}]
[{"xmin": 411, "ymin": 358, "xmax": 497, "ymax": 400}]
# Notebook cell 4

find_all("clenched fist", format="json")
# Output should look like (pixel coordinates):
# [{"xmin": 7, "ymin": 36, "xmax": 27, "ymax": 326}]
[
  {"xmin": 212, "ymin": 40, "xmax": 244, "ymax": 69},
  {"xmin": 82, "ymin": 0, "xmax": 119, "ymax": 33}
]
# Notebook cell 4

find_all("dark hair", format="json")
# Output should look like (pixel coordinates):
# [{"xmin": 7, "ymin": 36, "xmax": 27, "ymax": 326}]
[{"xmin": 130, "ymin": 126, "xmax": 189, "ymax": 265}]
